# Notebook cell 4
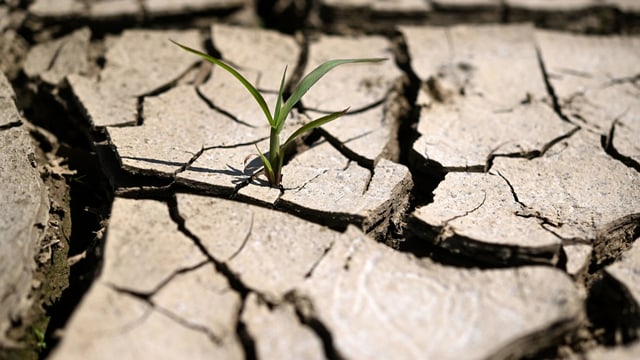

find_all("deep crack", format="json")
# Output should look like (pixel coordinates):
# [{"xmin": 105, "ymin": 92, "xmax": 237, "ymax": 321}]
[
  {"xmin": 195, "ymin": 86, "xmax": 258, "ymax": 128},
  {"xmin": 485, "ymin": 126, "xmax": 580, "ymax": 172},
  {"xmin": 601, "ymin": 119, "xmax": 640, "ymax": 173},
  {"xmin": 317, "ymin": 129, "xmax": 375, "ymax": 169},
  {"xmin": 304, "ymin": 241, "xmax": 334, "ymax": 279},
  {"xmin": 108, "ymin": 283, "xmax": 224, "ymax": 344},
  {"xmin": 535, "ymin": 46, "xmax": 574, "ymax": 125},
  {"xmin": 167, "ymin": 195, "xmax": 259, "ymax": 359}
]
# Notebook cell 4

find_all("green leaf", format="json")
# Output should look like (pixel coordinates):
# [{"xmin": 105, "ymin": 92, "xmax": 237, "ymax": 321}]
[
  {"xmin": 254, "ymin": 144, "xmax": 275, "ymax": 183},
  {"xmin": 171, "ymin": 40, "xmax": 275, "ymax": 127},
  {"xmin": 276, "ymin": 58, "xmax": 386, "ymax": 132},
  {"xmin": 273, "ymin": 66, "xmax": 287, "ymax": 126},
  {"xmin": 282, "ymin": 108, "xmax": 349, "ymax": 149}
]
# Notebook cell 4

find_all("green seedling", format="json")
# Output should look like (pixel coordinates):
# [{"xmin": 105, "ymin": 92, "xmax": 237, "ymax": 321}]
[
  {"xmin": 172, "ymin": 40, "xmax": 385, "ymax": 188},
  {"xmin": 33, "ymin": 327, "xmax": 46, "ymax": 351}
]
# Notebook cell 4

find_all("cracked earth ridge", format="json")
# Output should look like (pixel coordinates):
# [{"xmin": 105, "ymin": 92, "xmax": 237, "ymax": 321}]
[
  {"xmin": 68, "ymin": 24, "xmax": 415, "ymax": 237},
  {"xmin": 0, "ymin": 73, "xmax": 50, "ymax": 346},
  {"xmin": 52, "ymin": 195, "xmax": 585, "ymax": 359},
  {"xmin": 405, "ymin": 24, "xmax": 640, "ymax": 273}
]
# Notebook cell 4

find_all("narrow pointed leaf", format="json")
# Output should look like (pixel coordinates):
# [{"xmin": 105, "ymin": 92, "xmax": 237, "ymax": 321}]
[
  {"xmin": 254, "ymin": 144, "xmax": 275, "ymax": 184},
  {"xmin": 171, "ymin": 40, "xmax": 275, "ymax": 127},
  {"xmin": 282, "ymin": 108, "xmax": 349, "ymax": 149},
  {"xmin": 276, "ymin": 58, "xmax": 386, "ymax": 132},
  {"xmin": 273, "ymin": 66, "xmax": 287, "ymax": 126}
]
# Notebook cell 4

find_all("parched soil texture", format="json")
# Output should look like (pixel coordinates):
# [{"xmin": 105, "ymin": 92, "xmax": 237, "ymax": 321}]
[{"xmin": 1, "ymin": 1, "xmax": 639, "ymax": 359}]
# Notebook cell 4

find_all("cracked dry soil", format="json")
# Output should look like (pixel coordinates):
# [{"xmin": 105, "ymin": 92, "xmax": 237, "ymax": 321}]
[{"xmin": 1, "ymin": 1, "xmax": 640, "ymax": 359}]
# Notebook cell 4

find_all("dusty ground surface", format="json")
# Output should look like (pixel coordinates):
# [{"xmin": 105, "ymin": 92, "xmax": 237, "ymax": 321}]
[{"xmin": 1, "ymin": 0, "xmax": 639, "ymax": 359}]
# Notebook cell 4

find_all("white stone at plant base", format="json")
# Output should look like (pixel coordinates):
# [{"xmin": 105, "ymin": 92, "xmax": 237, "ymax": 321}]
[
  {"xmin": 536, "ymin": 30, "xmax": 640, "ymax": 163},
  {"xmin": 297, "ymin": 226, "xmax": 583, "ymax": 359},
  {"xmin": 242, "ymin": 293, "xmax": 325, "ymax": 360},
  {"xmin": 303, "ymin": 34, "xmax": 405, "ymax": 162},
  {"xmin": 23, "ymin": 27, "xmax": 90, "ymax": 85},
  {"xmin": 401, "ymin": 24, "xmax": 576, "ymax": 171},
  {"xmin": 68, "ymin": 29, "xmax": 200, "ymax": 127},
  {"xmin": 412, "ymin": 171, "xmax": 562, "ymax": 264}
]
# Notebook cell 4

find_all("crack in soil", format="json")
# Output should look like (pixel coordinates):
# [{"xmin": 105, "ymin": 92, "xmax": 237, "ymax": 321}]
[
  {"xmin": 301, "ymin": 94, "xmax": 387, "ymax": 115},
  {"xmin": 434, "ymin": 190, "xmax": 487, "ymax": 245},
  {"xmin": 106, "ymin": 260, "xmax": 209, "ymax": 298},
  {"xmin": 153, "ymin": 305, "xmax": 224, "ymax": 344},
  {"xmin": 606, "ymin": 73, "xmax": 640, "ymax": 89},
  {"xmin": 195, "ymin": 85, "xmax": 259, "ymax": 128},
  {"xmin": 135, "ymin": 96, "xmax": 144, "ymax": 126},
  {"xmin": 495, "ymin": 170, "xmax": 585, "ymax": 250},
  {"xmin": 167, "ymin": 195, "xmax": 260, "ymax": 359},
  {"xmin": 92, "ymin": 284, "xmax": 156, "ymax": 336},
  {"xmin": 167, "ymin": 194, "xmax": 348, "ymax": 359},
  {"xmin": 0, "ymin": 120, "xmax": 22, "ymax": 130},
  {"xmin": 227, "ymin": 212, "xmax": 254, "ymax": 262},
  {"xmin": 316, "ymin": 128, "xmax": 376, "ymax": 169},
  {"xmin": 601, "ymin": 118, "xmax": 640, "ymax": 173},
  {"xmin": 107, "ymin": 283, "xmax": 224, "ymax": 344},
  {"xmin": 304, "ymin": 241, "xmax": 334, "ymax": 279},
  {"xmin": 535, "ymin": 46, "xmax": 574, "ymax": 125},
  {"xmin": 284, "ymin": 291, "xmax": 346, "ymax": 360},
  {"xmin": 484, "ymin": 125, "xmax": 580, "ymax": 172},
  {"xmin": 13, "ymin": 15, "xmax": 639, "ymax": 358}
]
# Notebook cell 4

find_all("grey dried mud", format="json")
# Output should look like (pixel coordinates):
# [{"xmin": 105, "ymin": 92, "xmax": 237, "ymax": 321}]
[{"xmin": 3, "ymin": 3, "xmax": 640, "ymax": 359}]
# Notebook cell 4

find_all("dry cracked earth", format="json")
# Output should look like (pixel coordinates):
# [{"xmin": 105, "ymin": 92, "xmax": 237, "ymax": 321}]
[{"xmin": 1, "ymin": 0, "xmax": 640, "ymax": 359}]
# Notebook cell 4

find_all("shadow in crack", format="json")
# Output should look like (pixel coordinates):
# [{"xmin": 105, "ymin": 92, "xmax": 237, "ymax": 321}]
[
  {"xmin": 119, "ymin": 155, "xmax": 258, "ymax": 183},
  {"xmin": 119, "ymin": 156, "xmax": 186, "ymax": 168},
  {"xmin": 186, "ymin": 163, "xmax": 263, "ymax": 185}
]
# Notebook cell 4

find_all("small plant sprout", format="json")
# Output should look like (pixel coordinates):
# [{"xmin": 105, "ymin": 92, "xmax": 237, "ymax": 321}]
[{"xmin": 172, "ymin": 40, "xmax": 386, "ymax": 188}]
